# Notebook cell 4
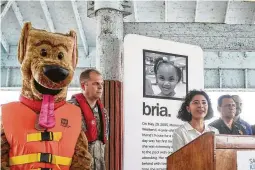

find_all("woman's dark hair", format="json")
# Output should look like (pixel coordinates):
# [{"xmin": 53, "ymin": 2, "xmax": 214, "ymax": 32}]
[
  {"xmin": 177, "ymin": 90, "xmax": 214, "ymax": 121},
  {"xmin": 154, "ymin": 57, "xmax": 182, "ymax": 83}
]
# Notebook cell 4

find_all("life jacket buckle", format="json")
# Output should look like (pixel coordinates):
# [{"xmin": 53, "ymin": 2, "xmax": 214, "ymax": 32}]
[
  {"xmin": 40, "ymin": 153, "xmax": 52, "ymax": 163},
  {"xmin": 41, "ymin": 131, "xmax": 53, "ymax": 141}
]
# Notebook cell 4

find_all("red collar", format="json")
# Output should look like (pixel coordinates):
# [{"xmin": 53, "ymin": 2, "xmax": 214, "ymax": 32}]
[{"xmin": 19, "ymin": 95, "xmax": 66, "ymax": 112}]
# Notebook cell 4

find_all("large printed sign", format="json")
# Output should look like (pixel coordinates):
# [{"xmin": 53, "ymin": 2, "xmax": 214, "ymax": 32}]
[
  {"xmin": 123, "ymin": 34, "xmax": 204, "ymax": 170},
  {"xmin": 237, "ymin": 151, "xmax": 255, "ymax": 170}
]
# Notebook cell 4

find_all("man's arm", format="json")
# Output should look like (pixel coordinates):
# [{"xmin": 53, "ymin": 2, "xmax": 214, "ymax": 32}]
[
  {"xmin": 245, "ymin": 123, "xmax": 253, "ymax": 135},
  {"xmin": 209, "ymin": 120, "xmax": 220, "ymax": 130},
  {"xmin": 104, "ymin": 108, "xmax": 109, "ymax": 140},
  {"xmin": 240, "ymin": 119, "xmax": 253, "ymax": 135},
  {"xmin": 252, "ymin": 125, "xmax": 255, "ymax": 135}
]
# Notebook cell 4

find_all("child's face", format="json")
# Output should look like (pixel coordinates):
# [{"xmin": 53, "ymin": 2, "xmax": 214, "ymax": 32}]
[{"xmin": 156, "ymin": 63, "xmax": 179, "ymax": 96}]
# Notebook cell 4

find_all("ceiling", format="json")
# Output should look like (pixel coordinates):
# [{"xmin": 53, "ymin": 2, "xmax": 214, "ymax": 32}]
[{"xmin": 1, "ymin": 0, "xmax": 255, "ymax": 56}]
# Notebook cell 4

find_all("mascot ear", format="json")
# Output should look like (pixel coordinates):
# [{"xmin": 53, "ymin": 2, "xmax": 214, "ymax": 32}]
[
  {"xmin": 18, "ymin": 22, "xmax": 32, "ymax": 64},
  {"xmin": 69, "ymin": 30, "xmax": 78, "ymax": 68}
]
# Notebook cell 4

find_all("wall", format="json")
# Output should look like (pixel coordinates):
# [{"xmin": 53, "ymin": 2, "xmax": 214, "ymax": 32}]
[
  {"xmin": 1, "ymin": 23, "xmax": 255, "ymax": 89},
  {"xmin": 124, "ymin": 23, "xmax": 255, "ymax": 89}
]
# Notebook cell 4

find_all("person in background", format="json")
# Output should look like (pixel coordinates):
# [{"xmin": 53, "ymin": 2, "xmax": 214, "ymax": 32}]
[
  {"xmin": 209, "ymin": 95, "xmax": 247, "ymax": 135},
  {"xmin": 153, "ymin": 57, "xmax": 182, "ymax": 97},
  {"xmin": 172, "ymin": 90, "xmax": 218, "ymax": 152},
  {"xmin": 252, "ymin": 125, "xmax": 255, "ymax": 135},
  {"xmin": 68, "ymin": 69, "xmax": 109, "ymax": 170},
  {"xmin": 232, "ymin": 95, "xmax": 253, "ymax": 135}
]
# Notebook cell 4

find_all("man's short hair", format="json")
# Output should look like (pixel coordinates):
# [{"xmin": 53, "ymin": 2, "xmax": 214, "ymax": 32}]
[
  {"xmin": 79, "ymin": 68, "xmax": 101, "ymax": 84},
  {"xmin": 218, "ymin": 95, "xmax": 233, "ymax": 107}
]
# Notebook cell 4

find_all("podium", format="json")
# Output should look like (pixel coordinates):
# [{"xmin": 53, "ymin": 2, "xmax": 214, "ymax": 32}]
[{"xmin": 167, "ymin": 132, "xmax": 255, "ymax": 170}]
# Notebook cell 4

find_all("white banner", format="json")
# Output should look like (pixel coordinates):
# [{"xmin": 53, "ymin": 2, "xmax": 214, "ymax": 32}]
[{"xmin": 123, "ymin": 34, "xmax": 204, "ymax": 170}]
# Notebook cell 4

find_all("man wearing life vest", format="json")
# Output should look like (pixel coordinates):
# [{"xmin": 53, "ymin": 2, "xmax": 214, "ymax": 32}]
[
  {"xmin": 69, "ymin": 69, "xmax": 109, "ymax": 170},
  {"xmin": 1, "ymin": 22, "xmax": 92, "ymax": 170}
]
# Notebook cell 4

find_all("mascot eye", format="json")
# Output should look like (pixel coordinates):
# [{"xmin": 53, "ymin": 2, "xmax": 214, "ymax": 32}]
[
  {"xmin": 40, "ymin": 49, "xmax": 47, "ymax": 57},
  {"xmin": 58, "ymin": 52, "xmax": 64, "ymax": 60}
]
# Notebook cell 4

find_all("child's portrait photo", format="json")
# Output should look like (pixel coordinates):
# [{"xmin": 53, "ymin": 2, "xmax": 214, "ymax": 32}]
[{"xmin": 143, "ymin": 49, "xmax": 188, "ymax": 100}]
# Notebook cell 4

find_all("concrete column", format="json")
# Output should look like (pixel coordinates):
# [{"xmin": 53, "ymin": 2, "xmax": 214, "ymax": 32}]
[{"xmin": 95, "ymin": 2, "xmax": 124, "ymax": 81}]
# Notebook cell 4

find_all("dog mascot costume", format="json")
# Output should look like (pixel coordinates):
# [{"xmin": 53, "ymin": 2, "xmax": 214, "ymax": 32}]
[{"xmin": 1, "ymin": 22, "xmax": 92, "ymax": 170}]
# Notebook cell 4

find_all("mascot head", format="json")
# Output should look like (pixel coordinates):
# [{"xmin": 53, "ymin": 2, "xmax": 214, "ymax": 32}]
[{"xmin": 18, "ymin": 22, "xmax": 77, "ymax": 102}]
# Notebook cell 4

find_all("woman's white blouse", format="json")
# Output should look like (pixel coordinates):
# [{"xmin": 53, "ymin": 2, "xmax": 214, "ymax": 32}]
[{"xmin": 172, "ymin": 122, "xmax": 219, "ymax": 152}]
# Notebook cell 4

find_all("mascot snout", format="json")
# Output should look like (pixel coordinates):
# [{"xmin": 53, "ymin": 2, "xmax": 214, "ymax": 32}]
[{"xmin": 43, "ymin": 65, "xmax": 69, "ymax": 83}]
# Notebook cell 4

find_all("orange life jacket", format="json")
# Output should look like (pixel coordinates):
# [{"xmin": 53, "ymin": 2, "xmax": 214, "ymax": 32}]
[
  {"xmin": 1, "ymin": 102, "xmax": 81, "ymax": 170},
  {"xmin": 73, "ymin": 93, "xmax": 108, "ymax": 144}
]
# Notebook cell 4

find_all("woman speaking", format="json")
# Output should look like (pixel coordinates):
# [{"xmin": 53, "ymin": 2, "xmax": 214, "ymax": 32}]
[{"xmin": 172, "ymin": 90, "xmax": 219, "ymax": 152}]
